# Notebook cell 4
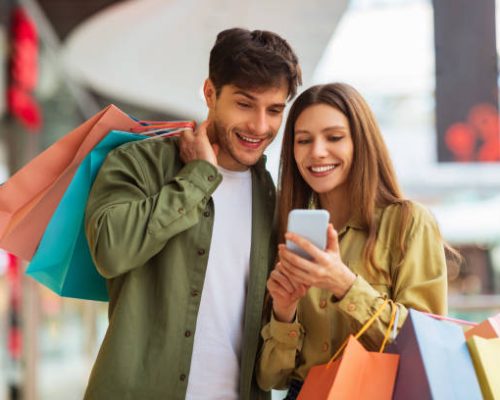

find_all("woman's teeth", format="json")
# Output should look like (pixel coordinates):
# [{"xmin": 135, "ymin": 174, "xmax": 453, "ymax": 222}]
[{"xmin": 310, "ymin": 165, "xmax": 336, "ymax": 173}]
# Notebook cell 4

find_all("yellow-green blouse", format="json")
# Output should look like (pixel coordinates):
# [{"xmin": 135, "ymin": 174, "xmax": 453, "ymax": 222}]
[{"xmin": 256, "ymin": 201, "xmax": 448, "ymax": 391}]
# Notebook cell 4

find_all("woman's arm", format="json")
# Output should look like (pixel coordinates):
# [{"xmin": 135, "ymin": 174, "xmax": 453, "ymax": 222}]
[
  {"xmin": 256, "ymin": 264, "xmax": 308, "ymax": 391},
  {"xmin": 278, "ymin": 203, "xmax": 447, "ymax": 351}
]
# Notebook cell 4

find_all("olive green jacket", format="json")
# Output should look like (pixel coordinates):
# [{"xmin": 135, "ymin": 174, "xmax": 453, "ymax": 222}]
[{"xmin": 84, "ymin": 137, "xmax": 275, "ymax": 400}]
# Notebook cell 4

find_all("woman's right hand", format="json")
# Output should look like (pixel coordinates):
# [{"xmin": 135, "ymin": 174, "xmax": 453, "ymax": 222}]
[{"xmin": 267, "ymin": 262, "xmax": 309, "ymax": 323}]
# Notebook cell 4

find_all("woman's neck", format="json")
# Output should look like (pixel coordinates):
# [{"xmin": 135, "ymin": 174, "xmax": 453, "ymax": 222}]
[{"xmin": 318, "ymin": 189, "xmax": 351, "ymax": 231}]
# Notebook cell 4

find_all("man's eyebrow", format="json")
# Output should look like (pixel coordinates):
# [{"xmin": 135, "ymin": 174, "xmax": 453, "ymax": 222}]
[
  {"xmin": 233, "ymin": 90, "xmax": 286, "ymax": 108},
  {"xmin": 234, "ymin": 90, "xmax": 257, "ymax": 101}
]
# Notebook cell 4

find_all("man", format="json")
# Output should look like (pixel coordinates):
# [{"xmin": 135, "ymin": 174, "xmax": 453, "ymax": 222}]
[{"xmin": 84, "ymin": 28, "xmax": 301, "ymax": 399}]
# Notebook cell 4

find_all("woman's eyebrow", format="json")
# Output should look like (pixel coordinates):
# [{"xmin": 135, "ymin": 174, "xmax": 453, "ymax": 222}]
[{"xmin": 295, "ymin": 125, "xmax": 347, "ymax": 135}]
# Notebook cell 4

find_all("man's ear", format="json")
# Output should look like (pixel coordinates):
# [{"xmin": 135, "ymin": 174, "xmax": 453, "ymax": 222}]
[{"xmin": 203, "ymin": 79, "xmax": 216, "ymax": 109}]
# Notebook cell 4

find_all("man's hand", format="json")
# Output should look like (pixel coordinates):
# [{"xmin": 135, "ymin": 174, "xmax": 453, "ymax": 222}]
[{"xmin": 179, "ymin": 120, "xmax": 219, "ymax": 166}]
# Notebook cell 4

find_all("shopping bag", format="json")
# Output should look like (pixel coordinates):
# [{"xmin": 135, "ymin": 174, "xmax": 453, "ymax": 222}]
[
  {"xmin": 387, "ymin": 309, "xmax": 482, "ymax": 400},
  {"xmin": 25, "ymin": 131, "xmax": 143, "ymax": 300},
  {"xmin": 26, "ymin": 123, "xmax": 192, "ymax": 301},
  {"xmin": 298, "ymin": 298, "xmax": 399, "ymax": 400},
  {"xmin": 467, "ymin": 335, "xmax": 500, "ymax": 400},
  {"xmin": 0, "ymin": 105, "xmax": 141, "ymax": 260},
  {"xmin": 465, "ymin": 312, "xmax": 500, "ymax": 340}
]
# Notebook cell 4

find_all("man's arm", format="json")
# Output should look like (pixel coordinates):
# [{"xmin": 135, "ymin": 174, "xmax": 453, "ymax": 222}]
[{"xmin": 85, "ymin": 140, "xmax": 221, "ymax": 279}]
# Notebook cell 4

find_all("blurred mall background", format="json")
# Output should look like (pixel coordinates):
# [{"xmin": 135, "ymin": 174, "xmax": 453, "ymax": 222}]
[{"xmin": 1, "ymin": 0, "xmax": 500, "ymax": 398}]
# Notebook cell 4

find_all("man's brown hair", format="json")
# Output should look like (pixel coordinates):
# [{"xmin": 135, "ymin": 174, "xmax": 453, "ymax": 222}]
[{"xmin": 209, "ymin": 28, "xmax": 302, "ymax": 100}]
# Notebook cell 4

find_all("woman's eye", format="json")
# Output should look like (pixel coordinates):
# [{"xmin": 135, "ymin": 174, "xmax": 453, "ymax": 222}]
[
  {"xmin": 328, "ymin": 136, "xmax": 343, "ymax": 142},
  {"xmin": 296, "ymin": 139, "xmax": 311, "ymax": 145}
]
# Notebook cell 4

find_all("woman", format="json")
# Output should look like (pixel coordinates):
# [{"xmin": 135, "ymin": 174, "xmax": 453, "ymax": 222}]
[{"xmin": 256, "ymin": 83, "xmax": 449, "ymax": 398}]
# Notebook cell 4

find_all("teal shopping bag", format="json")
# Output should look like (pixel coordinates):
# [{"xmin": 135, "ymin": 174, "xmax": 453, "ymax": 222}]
[{"xmin": 26, "ymin": 131, "xmax": 145, "ymax": 301}]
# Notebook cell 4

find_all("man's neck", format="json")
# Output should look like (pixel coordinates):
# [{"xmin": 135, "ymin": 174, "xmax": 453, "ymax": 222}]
[{"xmin": 216, "ymin": 152, "xmax": 249, "ymax": 172}]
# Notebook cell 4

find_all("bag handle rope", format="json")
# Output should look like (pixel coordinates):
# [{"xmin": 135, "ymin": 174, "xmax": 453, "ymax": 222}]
[{"xmin": 327, "ymin": 297, "xmax": 397, "ymax": 367}]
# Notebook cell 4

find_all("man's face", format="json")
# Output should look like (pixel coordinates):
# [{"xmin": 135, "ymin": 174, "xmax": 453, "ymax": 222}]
[{"xmin": 205, "ymin": 80, "xmax": 288, "ymax": 171}]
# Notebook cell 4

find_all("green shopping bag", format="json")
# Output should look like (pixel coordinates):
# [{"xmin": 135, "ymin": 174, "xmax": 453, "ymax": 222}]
[{"xmin": 26, "ymin": 131, "xmax": 145, "ymax": 301}]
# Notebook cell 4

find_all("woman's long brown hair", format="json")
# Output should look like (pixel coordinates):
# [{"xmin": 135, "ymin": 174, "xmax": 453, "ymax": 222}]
[{"xmin": 277, "ymin": 83, "xmax": 412, "ymax": 269}]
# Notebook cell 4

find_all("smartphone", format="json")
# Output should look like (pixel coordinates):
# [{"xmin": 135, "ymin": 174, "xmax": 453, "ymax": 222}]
[{"xmin": 286, "ymin": 209, "xmax": 330, "ymax": 259}]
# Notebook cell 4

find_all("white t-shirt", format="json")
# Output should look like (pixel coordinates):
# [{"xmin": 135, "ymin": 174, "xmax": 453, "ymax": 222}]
[{"xmin": 185, "ymin": 166, "xmax": 252, "ymax": 400}]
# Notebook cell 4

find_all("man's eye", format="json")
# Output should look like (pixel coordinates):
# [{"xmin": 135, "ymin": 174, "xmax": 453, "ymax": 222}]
[
  {"xmin": 237, "ymin": 102, "xmax": 251, "ymax": 108},
  {"xmin": 268, "ymin": 108, "xmax": 283, "ymax": 115}
]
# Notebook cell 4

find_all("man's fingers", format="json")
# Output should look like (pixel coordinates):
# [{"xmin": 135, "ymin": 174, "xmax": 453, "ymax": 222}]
[
  {"xmin": 195, "ymin": 119, "xmax": 210, "ymax": 136},
  {"xmin": 212, "ymin": 143, "xmax": 220, "ymax": 156}
]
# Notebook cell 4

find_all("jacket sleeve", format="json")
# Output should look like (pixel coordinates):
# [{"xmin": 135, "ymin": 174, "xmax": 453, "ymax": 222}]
[
  {"xmin": 85, "ymin": 143, "xmax": 221, "ymax": 279},
  {"xmin": 335, "ymin": 203, "xmax": 448, "ymax": 351},
  {"xmin": 256, "ymin": 313, "xmax": 304, "ymax": 391}
]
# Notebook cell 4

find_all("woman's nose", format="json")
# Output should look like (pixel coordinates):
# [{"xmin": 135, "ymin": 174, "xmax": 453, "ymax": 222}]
[{"xmin": 310, "ymin": 138, "xmax": 328, "ymax": 158}]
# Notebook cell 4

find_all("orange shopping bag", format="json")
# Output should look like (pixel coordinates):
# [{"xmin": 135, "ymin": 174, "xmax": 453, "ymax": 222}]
[
  {"xmin": 297, "ymin": 299, "xmax": 400, "ymax": 400},
  {"xmin": 0, "ymin": 105, "xmax": 141, "ymax": 260},
  {"xmin": 465, "ymin": 312, "xmax": 500, "ymax": 340}
]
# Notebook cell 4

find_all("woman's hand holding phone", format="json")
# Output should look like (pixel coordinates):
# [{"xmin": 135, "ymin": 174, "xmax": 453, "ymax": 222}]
[{"xmin": 279, "ymin": 224, "xmax": 356, "ymax": 300}]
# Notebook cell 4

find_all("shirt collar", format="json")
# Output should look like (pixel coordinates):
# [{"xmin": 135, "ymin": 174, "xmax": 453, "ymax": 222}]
[{"xmin": 338, "ymin": 207, "xmax": 384, "ymax": 235}]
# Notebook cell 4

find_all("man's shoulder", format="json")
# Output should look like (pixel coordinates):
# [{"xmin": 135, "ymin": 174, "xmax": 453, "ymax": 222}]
[
  {"xmin": 115, "ymin": 136, "xmax": 179, "ymax": 160},
  {"xmin": 106, "ymin": 136, "xmax": 180, "ymax": 171}
]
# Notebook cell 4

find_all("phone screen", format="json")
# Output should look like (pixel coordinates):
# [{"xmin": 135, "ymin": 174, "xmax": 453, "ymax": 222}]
[{"xmin": 286, "ymin": 209, "xmax": 330, "ymax": 259}]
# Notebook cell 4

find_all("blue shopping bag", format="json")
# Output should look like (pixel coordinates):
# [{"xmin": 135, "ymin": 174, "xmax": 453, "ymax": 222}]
[
  {"xmin": 26, "ymin": 131, "xmax": 145, "ymax": 301},
  {"xmin": 387, "ymin": 309, "xmax": 482, "ymax": 400}
]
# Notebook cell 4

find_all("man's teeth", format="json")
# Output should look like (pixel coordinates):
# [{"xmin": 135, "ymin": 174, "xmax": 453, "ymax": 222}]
[
  {"xmin": 310, "ymin": 165, "xmax": 336, "ymax": 173},
  {"xmin": 237, "ymin": 133, "xmax": 262, "ymax": 143}
]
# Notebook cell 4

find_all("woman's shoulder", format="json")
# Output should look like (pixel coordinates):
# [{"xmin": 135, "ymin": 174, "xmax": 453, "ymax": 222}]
[
  {"xmin": 379, "ymin": 200, "xmax": 440, "ymax": 240},
  {"xmin": 382, "ymin": 200, "xmax": 436, "ymax": 224}
]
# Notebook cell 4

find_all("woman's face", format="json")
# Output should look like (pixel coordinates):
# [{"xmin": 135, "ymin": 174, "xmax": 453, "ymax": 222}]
[{"xmin": 293, "ymin": 103, "xmax": 354, "ymax": 195}]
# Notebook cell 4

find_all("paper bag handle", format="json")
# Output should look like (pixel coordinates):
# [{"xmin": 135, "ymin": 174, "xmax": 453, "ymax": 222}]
[{"xmin": 328, "ymin": 297, "xmax": 394, "ymax": 366}]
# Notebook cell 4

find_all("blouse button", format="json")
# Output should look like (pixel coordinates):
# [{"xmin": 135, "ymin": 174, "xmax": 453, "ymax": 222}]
[
  {"xmin": 347, "ymin": 303, "xmax": 356, "ymax": 312},
  {"xmin": 197, "ymin": 249, "xmax": 206, "ymax": 256},
  {"xmin": 208, "ymin": 175, "xmax": 215, "ymax": 182},
  {"xmin": 319, "ymin": 299, "xmax": 327, "ymax": 309},
  {"xmin": 322, "ymin": 342, "xmax": 329, "ymax": 352},
  {"xmin": 288, "ymin": 330, "xmax": 298, "ymax": 338}
]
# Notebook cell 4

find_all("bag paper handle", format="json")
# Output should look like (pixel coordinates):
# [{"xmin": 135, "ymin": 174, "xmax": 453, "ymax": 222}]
[
  {"xmin": 379, "ymin": 301, "xmax": 398, "ymax": 352},
  {"xmin": 328, "ymin": 297, "xmax": 391, "ymax": 366},
  {"xmin": 422, "ymin": 312, "xmax": 478, "ymax": 327}
]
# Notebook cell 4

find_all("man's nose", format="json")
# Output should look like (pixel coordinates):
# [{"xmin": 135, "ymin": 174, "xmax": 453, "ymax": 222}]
[{"xmin": 248, "ymin": 110, "xmax": 270, "ymax": 136}]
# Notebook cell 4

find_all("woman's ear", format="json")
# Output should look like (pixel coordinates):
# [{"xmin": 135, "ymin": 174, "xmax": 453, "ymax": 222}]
[{"xmin": 203, "ymin": 79, "xmax": 216, "ymax": 109}]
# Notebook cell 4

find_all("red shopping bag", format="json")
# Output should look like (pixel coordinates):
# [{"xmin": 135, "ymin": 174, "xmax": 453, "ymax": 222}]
[{"xmin": 298, "ymin": 299, "xmax": 399, "ymax": 400}]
